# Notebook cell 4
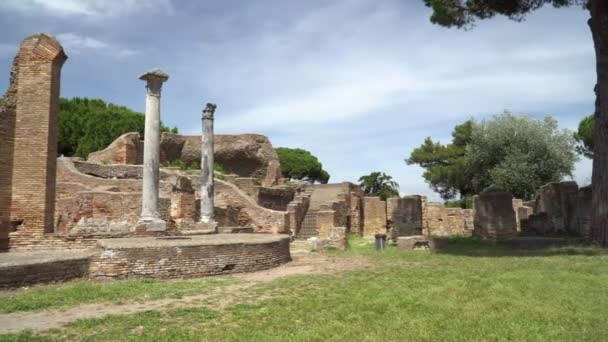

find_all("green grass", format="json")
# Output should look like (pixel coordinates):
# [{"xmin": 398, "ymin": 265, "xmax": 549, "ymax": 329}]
[
  {"xmin": 2, "ymin": 236, "xmax": 608, "ymax": 341},
  {"xmin": 0, "ymin": 278, "xmax": 233, "ymax": 313}
]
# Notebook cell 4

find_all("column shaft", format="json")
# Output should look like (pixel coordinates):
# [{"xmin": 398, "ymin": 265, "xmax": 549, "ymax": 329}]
[
  {"xmin": 138, "ymin": 69, "xmax": 169, "ymax": 231},
  {"xmin": 200, "ymin": 103, "xmax": 217, "ymax": 224}
]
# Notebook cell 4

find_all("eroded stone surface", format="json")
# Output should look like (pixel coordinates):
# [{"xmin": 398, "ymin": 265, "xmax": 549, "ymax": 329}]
[
  {"xmin": 473, "ymin": 191, "xmax": 517, "ymax": 241},
  {"xmin": 397, "ymin": 235, "xmax": 433, "ymax": 251}
]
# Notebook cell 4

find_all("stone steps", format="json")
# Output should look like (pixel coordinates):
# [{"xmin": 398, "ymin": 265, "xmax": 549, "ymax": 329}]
[{"xmin": 297, "ymin": 211, "xmax": 318, "ymax": 239}]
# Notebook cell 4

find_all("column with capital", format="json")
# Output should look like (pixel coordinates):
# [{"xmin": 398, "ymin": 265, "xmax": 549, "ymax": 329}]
[
  {"xmin": 138, "ymin": 69, "xmax": 169, "ymax": 231},
  {"xmin": 200, "ymin": 103, "xmax": 217, "ymax": 230}
]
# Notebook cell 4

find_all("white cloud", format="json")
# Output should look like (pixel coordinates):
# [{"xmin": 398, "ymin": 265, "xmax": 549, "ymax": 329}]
[
  {"xmin": 0, "ymin": 0, "xmax": 173, "ymax": 18},
  {"xmin": 5, "ymin": 0, "xmax": 589, "ymax": 200},
  {"xmin": 182, "ymin": 1, "xmax": 593, "ymax": 135},
  {"xmin": 56, "ymin": 33, "xmax": 138, "ymax": 58}
]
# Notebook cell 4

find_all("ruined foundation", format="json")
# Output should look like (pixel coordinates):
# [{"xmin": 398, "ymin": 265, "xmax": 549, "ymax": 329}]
[{"xmin": 90, "ymin": 234, "xmax": 291, "ymax": 280}]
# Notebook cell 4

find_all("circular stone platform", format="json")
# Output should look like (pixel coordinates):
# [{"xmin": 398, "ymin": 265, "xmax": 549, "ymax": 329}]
[{"xmin": 89, "ymin": 234, "xmax": 291, "ymax": 280}]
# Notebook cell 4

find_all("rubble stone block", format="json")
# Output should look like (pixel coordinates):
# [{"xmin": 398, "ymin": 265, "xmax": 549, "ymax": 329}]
[
  {"xmin": 397, "ymin": 235, "xmax": 433, "ymax": 251},
  {"xmin": 387, "ymin": 196, "xmax": 422, "ymax": 237},
  {"xmin": 363, "ymin": 197, "xmax": 386, "ymax": 237},
  {"xmin": 473, "ymin": 191, "xmax": 517, "ymax": 240}
]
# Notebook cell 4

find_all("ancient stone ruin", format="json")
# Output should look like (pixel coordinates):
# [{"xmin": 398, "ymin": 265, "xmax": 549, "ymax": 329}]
[
  {"xmin": 0, "ymin": 33, "xmax": 595, "ymax": 289},
  {"xmin": 1, "ymin": 34, "xmax": 67, "ymax": 250},
  {"xmin": 0, "ymin": 34, "xmax": 294, "ymax": 289}
]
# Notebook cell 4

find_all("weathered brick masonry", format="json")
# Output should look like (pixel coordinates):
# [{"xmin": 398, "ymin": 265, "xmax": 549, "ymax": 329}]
[
  {"xmin": 0, "ymin": 251, "xmax": 90, "ymax": 289},
  {"xmin": 7, "ymin": 34, "xmax": 67, "ymax": 243},
  {"xmin": 89, "ymin": 234, "xmax": 291, "ymax": 279}
]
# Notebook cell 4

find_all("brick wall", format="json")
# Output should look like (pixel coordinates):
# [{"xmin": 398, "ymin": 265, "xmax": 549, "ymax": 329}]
[
  {"xmin": 349, "ymin": 192, "xmax": 363, "ymax": 234},
  {"xmin": 0, "ymin": 256, "xmax": 89, "ymax": 289},
  {"xmin": 287, "ymin": 191, "xmax": 311, "ymax": 235},
  {"xmin": 9, "ymin": 34, "xmax": 67, "ymax": 240},
  {"xmin": 257, "ymin": 186, "xmax": 295, "ymax": 211},
  {"xmin": 89, "ymin": 236, "xmax": 291, "ymax": 279}
]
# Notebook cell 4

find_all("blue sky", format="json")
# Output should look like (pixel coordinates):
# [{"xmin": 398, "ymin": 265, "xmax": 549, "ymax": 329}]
[{"xmin": 0, "ymin": 0, "xmax": 595, "ymax": 201}]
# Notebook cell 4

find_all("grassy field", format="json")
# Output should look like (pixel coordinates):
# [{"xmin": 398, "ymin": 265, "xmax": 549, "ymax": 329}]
[
  {"xmin": 0, "ymin": 278, "xmax": 234, "ymax": 313},
  {"xmin": 1, "ymin": 236, "xmax": 608, "ymax": 341}
]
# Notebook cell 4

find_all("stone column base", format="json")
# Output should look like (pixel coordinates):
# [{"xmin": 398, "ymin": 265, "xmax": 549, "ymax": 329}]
[
  {"xmin": 180, "ymin": 221, "xmax": 218, "ymax": 236},
  {"xmin": 136, "ymin": 218, "xmax": 167, "ymax": 232}
]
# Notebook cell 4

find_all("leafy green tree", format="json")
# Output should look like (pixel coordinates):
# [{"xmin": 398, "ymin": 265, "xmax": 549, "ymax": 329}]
[
  {"xmin": 406, "ymin": 120, "xmax": 473, "ymax": 201},
  {"xmin": 58, "ymin": 97, "xmax": 177, "ymax": 158},
  {"xmin": 358, "ymin": 172, "xmax": 400, "ymax": 201},
  {"xmin": 574, "ymin": 114, "xmax": 594, "ymax": 158},
  {"xmin": 275, "ymin": 147, "xmax": 330, "ymax": 184},
  {"xmin": 466, "ymin": 112, "xmax": 578, "ymax": 200},
  {"xmin": 421, "ymin": 0, "xmax": 608, "ymax": 251}
]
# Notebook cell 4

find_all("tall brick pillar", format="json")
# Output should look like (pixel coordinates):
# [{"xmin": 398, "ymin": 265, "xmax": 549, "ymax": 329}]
[
  {"xmin": 8, "ymin": 34, "xmax": 67, "ymax": 239},
  {"xmin": 0, "ymin": 58, "xmax": 17, "ymax": 251}
]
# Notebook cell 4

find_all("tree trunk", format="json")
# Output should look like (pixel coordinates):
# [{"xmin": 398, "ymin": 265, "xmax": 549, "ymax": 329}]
[{"xmin": 590, "ymin": 0, "xmax": 608, "ymax": 247}]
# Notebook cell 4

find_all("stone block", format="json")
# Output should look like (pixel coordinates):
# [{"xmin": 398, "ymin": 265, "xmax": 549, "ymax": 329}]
[
  {"xmin": 387, "ymin": 196, "xmax": 423, "ymax": 237},
  {"xmin": 363, "ymin": 197, "xmax": 386, "ymax": 237},
  {"xmin": 397, "ymin": 235, "xmax": 433, "ymax": 251},
  {"xmin": 473, "ymin": 191, "xmax": 517, "ymax": 240},
  {"xmin": 217, "ymin": 226, "xmax": 254, "ymax": 234},
  {"xmin": 87, "ymin": 132, "xmax": 143, "ymax": 165}
]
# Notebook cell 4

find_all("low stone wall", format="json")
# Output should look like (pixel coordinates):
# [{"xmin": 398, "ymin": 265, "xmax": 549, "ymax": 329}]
[
  {"xmin": 89, "ymin": 234, "xmax": 291, "ymax": 279},
  {"xmin": 421, "ymin": 201, "xmax": 471, "ymax": 237},
  {"xmin": 0, "ymin": 251, "xmax": 91, "ymax": 289}
]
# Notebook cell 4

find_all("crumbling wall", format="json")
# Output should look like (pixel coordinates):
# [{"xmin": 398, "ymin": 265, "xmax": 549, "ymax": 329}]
[
  {"xmin": 257, "ymin": 186, "xmax": 295, "ymax": 211},
  {"xmin": 7, "ymin": 34, "xmax": 67, "ymax": 245},
  {"xmin": 473, "ymin": 191, "xmax": 517, "ymax": 240},
  {"xmin": 421, "ymin": 201, "xmax": 470, "ymax": 237},
  {"xmin": 512, "ymin": 199, "xmax": 523, "ymax": 231},
  {"xmin": 87, "ymin": 132, "xmax": 143, "ymax": 165},
  {"xmin": 287, "ymin": 191, "xmax": 311, "ymax": 235},
  {"xmin": 524, "ymin": 181, "xmax": 581, "ymax": 236},
  {"xmin": 363, "ymin": 197, "xmax": 386, "ymax": 237},
  {"xmin": 312, "ymin": 209, "xmax": 347, "ymax": 250},
  {"xmin": 386, "ymin": 196, "xmax": 423, "ymax": 237},
  {"xmin": 349, "ymin": 190, "xmax": 364, "ymax": 234},
  {"xmin": 214, "ymin": 179, "xmax": 288, "ymax": 234},
  {"xmin": 577, "ymin": 185, "xmax": 592, "ymax": 239},
  {"xmin": 88, "ymin": 133, "xmax": 283, "ymax": 186}
]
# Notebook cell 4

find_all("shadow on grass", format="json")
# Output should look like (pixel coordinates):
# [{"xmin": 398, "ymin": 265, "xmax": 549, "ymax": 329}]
[{"xmin": 431, "ymin": 236, "xmax": 608, "ymax": 258}]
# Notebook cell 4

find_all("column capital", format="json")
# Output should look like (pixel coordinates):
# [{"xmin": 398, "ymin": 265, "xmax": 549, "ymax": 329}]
[
  {"xmin": 202, "ymin": 103, "xmax": 217, "ymax": 120},
  {"xmin": 139, "ymin": 69, "xmax": 169, "ymax": 97}
]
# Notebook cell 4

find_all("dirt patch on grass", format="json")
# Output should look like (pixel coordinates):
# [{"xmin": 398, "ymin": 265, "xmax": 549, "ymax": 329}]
[{"xmin": 0, "ymin": 245, "xmax": 369, "ymax": 334}]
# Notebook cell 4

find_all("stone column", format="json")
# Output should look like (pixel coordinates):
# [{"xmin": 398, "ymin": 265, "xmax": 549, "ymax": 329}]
[
  {"xmin": 138, "ymin": 69, "xmax": 169, "ymax": 231},
  {"xmin": 200, "ymin": 103, "xmax": 217, "ymax": 228}
]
